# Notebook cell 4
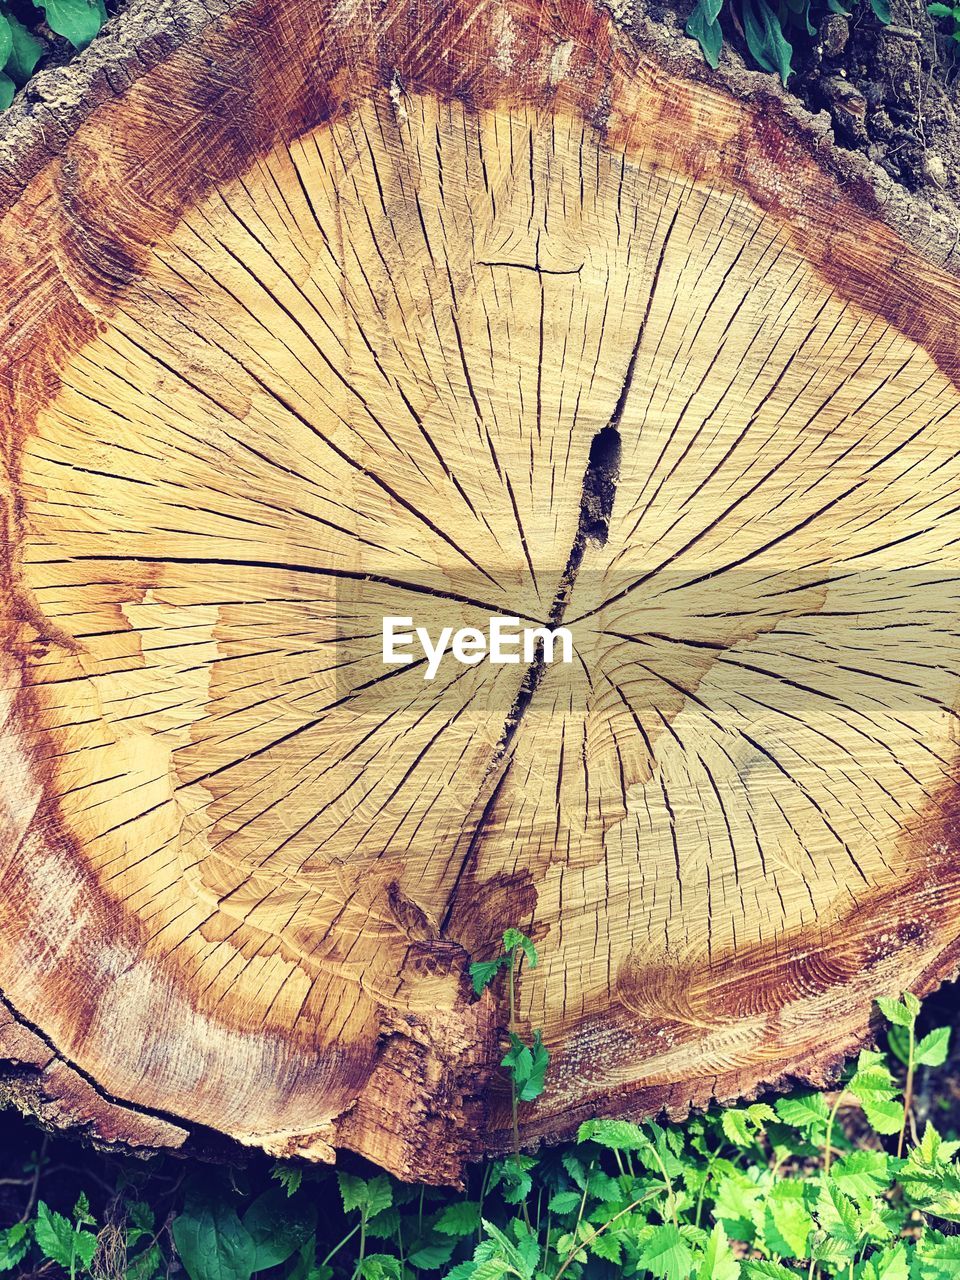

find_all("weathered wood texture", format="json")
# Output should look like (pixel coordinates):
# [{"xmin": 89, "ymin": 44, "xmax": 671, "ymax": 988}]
[{"xmin": 2, "ymin": 0, "xmax": 960, "ymax": 1184}]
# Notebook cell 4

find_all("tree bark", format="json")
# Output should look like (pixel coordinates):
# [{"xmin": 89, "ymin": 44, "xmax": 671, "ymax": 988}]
[{"xmin": 2, "ymin": 0, "xmax": 960, "ymax": 1184}]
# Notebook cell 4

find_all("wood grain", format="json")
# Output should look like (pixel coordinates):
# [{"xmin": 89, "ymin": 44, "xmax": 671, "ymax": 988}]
[{"xmin": 2, "ymin": 0, "xmax": 960, "ymax": 1181}]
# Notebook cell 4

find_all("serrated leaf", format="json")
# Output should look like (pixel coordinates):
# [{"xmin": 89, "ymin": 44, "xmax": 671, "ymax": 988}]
[
  {"xmin": 577, "ymin": 1117, "xmax": 647, "ymax": 1150},
  {"xmin": 589, "ymin": 1232, "xmax": 622, "ymax": 1262},
  {"xmin": 856, "ymin": 1243, "xmax": 908, "ymax": 1279},
  {"xmin": 697, "ymin": 1223, "xmax": 740, "ymax": 1280},
  {"xmin": 831, "ymin": 1150, "xmax": 892, "ymax": 1202},
  {"xmin": 408, "ymin": 1236, "xmax": 456, "ymax": 1269},
  {"xmin": 501, "ymin": 930, "xmax": 538, "ymax": 969},
  {"xmin": 548, "ymin": 1190, "xmax": 582, "ymax": 1215},
  {"xmin": 763, "ymin": 1182, "xmax": 812, "ymax": 1259},
  {"xmin": 877, "ymin": 996, "xmax": 915, "ymax": 1027},
  {"xmin": 916, "ymin": 1026, "xmax": 951, "ymax": 1067},
  {"xmin": 721, "ymin": 1110, "xmax": 754, "ymax": 1147},
  {"xmin": 741, "ymin": 1263, "xmax": 797, "ymax": 1279},
  {"xmin": 358, "ymin": 1253, "xmax": 402, "ymax": 1280},
  {"xmin": 914, "ymin": 1231, "xmax": 960, "ymax": 1280},
  {"xmin": 862, "ymin": 1096, "xmax": 904, "ymax": 1136},
  {"xmin": 0, "ymin": 1224, "xmax": 30, "ymax": 1273},
  {"xmin": 336, "ymin": 1174, "xmax": 392, "ymax": 1219},
  {"xmin": 775, "ymin": 1092, "xmax": 829, "ymax": 1129},
  {"xmin": 469, "ymin": 959, "xmax": 504, "ymax": 995},
  {"xmin": 435, "ymin": 1202, "xmax": 482, "ymax": 1237},
  {"xmin": 636, "ymin": 1224, "xmax": 694, "ymax": 1280}
]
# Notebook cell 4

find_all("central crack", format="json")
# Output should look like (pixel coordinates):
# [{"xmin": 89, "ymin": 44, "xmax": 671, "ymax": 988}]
[
  {"xmin": 494, "ymin": 423, "xmax": 622, "ymax": 766},
  {"xmin": 439, "ymin": 212, "xmax": 677, "ymax": 932}
]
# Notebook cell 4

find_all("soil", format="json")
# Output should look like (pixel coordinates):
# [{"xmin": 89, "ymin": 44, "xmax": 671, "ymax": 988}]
[{"xmin": 793, "ymin": 0, "xmax": 960, "ymax": 211}]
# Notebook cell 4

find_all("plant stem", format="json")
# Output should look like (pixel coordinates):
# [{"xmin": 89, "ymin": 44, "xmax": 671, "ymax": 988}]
[
  {"xmin": 553, "ymin": 1193, "xmax": 656, "ymax": 1280},
  {"xmin": 823, "ymin": 1091, "xmax": 846, "ymax": 1178},
  {"xmin": 897, "ymin": 1018, "xmax": 916, "ymax": 1159},
  {"xmin": 507, "ymin": 944, "xmax": 532, "ymax": 1230},
  {"xmin": 349, "ymin": 1217, "xmax": 367, "ymax": 1280},
  {"xmin": 643, "ymin": 1140, "xmax": 679, "ymax": 1229},
  {"xmin": 322, "ymin": 1224, "xmax": 359, "ymax": 1269}
]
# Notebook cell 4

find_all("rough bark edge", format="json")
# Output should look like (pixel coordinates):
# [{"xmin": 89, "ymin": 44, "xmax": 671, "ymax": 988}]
[
  {"xmin": 610, "ymin": 4, "xmax": 960, "ymax": 271},
  {"xmin": 0, "ymin": 0, "xmax": 231, "ymax": 206},
  {"xmin": 1, "ymin": 0, "xmax": 958, "ymax": 267}
]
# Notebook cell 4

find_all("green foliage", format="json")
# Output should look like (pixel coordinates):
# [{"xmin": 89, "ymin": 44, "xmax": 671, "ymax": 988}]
[
  {"xmin": 0, "ymin": 993, "xmax": 958, "ymax": 1279},
  {"xmin": 0, "ymin": 0, "xmax": 106, "ymax": 113},
  {"xmin": 686, "ymin": 0, "xmax": 890, "ymax": 82},
  {"xmin": 172, "ymin": 1183, "xmax": 317, "ymax": 1280},
  {"xmin": 928, "ymin": 1, "xmax": 960, "ymax": 43}
]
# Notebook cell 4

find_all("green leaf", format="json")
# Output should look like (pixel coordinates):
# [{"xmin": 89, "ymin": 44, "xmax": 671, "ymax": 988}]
[
  {"xmin": 876, "ymin": 996, "xmax": 915, "ymax": 1027},
  {"xmin": 469, "ymin": 959, "xmax": 505, "ymax": 995},
  {"xmin": 337, "ymin": 1174, "xmax": 393, "ymax": 1219},
  {"xmin": 686, "ymin": 0, "xmax": 723, "ymax": 68},
  {"xmin": 4, "ymin": 14, "xmax": 44, "ymax": 84},
  {"xmin": 862, "ymin": 1096, "xmax": 904, "ymax": 1136},
  {"xmin": 928, "ymin": 2, "xmax": 954, "ymax": 12},
  {"xmin": 636, "ymin": 1224, "xmax": 694, "ymax": 1280},
  {"xmin": 914, "ymin": 1231, "xmax": 960, "ymax": 1280},
  {"xmin": 35, "ymin": 1203, "xmax": 81, "ymax": 1270},
  {"xmin": 408, "ymin": 1236, "xmax": 456, "ymax": 1269},
  {"xmin": 775, "ymin": 1092, "xmax": 829, "ymax": 1130},
  {"xmin": 576, "ymin": 1117, "xmax": 647, "ymax": 1149},
  {"xmin": 271, "ymin": 1165, "xmax": 302, "ymax": 1197},
  {"xmin": 713, "ymin": 1170, "xmax": 764, "ymax": 1243},
  {"xmin": 0, "ymin": 14, "xmax": 11, "ymax": 68},
  {"xmin": 0, "ymin": 1224, "xmax": 30, "ymax": 1273},
  {"xmin": 435, "ymin": 1202, "xmax": 482, "ymax": 1237},
  {"xmin": 172, "ymin": 1196, "xmax": 256, "ymax": 1280},
  {"xmin": 547, "ymin": 1191, "xmax": 582, "ymax": 1215},
  {"xmin": 358, "ymin": 1254, "xmax": 402, "ymax": 1280},
  {"xmin": 856, "ymin": 1243, "xmax": 908, "ymax": 1279},
  {"xmin": 742, "ymin": 0, "xmax": 793, "ymax": 83},
  {"xmin": 697, "ymin": 1223, "xmax": 740, "ymax": 1280},
  {"xmin": 831, "ymin": 1150, "xmax": 892, "ymax": 1203},
  {"xmin": 721, "ymin": 1110, "xmax": 754, "ymax": 1147},
  {"xmin": 0, "ymin": 72, "xmax": 14, "ymax": 110},
  {"xmin": 520, "ymin": 1031, "xmax": 549, "ymax": 1101},
  {"xmin": 501, "ymin": 930, "xmax": 538, "ymax": 969},
  {"xmin": 589, "ymin": 1232, "xmax": 623, "ymax": 1262},
  {"xmin": 887, "ymin": 1022, "xmax": 911, "ymax": 1066},
  {"xmin": 763, "ymin": 1182, "xmax": 812, "ymax": 1259},
  {"xmin": 916, "ymin": 1026, "xmax": 951, "ymax": 1067},
  {"xmin": 741, "ymin": 1264, "xmax": 797, "ymax": 1279},
  {"xmin": 870, "ymin": 0, "xmax": 891, "ymax": 20},
  {"xmin": 33, "ymin": 0, "xmax": 107, "ymax": 50},
  {"xmin": 242, "ymin": 1189, "xmax": 316, "ymax": 1270}
]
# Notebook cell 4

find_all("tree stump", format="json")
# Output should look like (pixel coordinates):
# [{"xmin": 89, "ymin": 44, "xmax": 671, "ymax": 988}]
[{"xmin": 2, "ymin": 0, "xmax": 960, "ymax": 1184}]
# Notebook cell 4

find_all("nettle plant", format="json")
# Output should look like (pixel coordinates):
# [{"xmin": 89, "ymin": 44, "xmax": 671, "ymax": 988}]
[
  {"xmin": 0, "ymin": 0, "xmax": 105, "ymax": 109},
  {"xmin": 928, "ymin": 1, "xmax": 960, "ymax": 42},
  {"xmin": 1, "ymin": 987, "xmax": 960, "ymax": 1280},
  {"xmin": 685, "ymin": 0, "xmax": 890, "ymax": 84}
]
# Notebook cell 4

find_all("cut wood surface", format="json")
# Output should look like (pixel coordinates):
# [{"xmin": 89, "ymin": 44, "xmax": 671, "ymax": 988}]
[{"xmin": 2, "ymin": 0, "xmax": 960, "ymax": 1183}]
